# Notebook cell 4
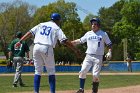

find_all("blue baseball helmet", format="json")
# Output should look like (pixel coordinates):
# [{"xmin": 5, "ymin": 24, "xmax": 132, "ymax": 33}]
[
  {"xmin": 90, "ymin": 18, "xmax": 100, "ymax": 25},
  {"xmin": 51, "ymin": 13, "xmax": 61, "ymax": 20}
]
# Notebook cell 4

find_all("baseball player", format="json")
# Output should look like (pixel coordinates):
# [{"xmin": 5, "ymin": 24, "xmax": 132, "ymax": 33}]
[
  {"xmin": 15, "ymin": 13, "xmax": 80, "ymax": 93},
  {"xmin": 71, "ymin": 18, "xmax": 112, "ymax": 93},
  {"xmin": 8, "ymin": 31, "xmax": 30, "ymax": 87},
  {"xmin": 126, "ymin": 52, "xmax": 132, "ymax": 72}
]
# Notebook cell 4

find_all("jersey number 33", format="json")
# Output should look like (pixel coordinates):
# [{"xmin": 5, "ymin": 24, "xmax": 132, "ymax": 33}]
[{"xmin": 40, "ymin": 25, "xmax": 52, "ymax": 36}]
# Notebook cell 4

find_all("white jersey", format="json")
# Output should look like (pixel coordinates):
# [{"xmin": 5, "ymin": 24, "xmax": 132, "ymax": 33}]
[
  {"xmin": 30, "ymin": 21, "xmax": 67, "ymax": 48},
  {"xmin": 80, "ymin": 30, "xmax": 112, "ymax": 55}
]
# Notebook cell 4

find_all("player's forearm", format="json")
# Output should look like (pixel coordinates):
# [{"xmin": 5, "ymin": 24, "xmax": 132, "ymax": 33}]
[
  {"xmin": 71, "ymin": 39, "xmax": 81, "ymax": 46},
  {"xmin": 20, "ymin": 32, "xmax": 32, "ymax": 42}
]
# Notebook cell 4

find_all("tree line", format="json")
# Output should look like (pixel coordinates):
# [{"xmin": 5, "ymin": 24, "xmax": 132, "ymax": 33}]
[{"xmin": 0, "ymin": 0, "xmax": 139, "ymax": 64}]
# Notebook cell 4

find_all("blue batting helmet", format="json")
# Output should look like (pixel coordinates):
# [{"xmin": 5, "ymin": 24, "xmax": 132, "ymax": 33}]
[
  {"xmin": 90, "ymin": 18, "xmax": 100, "ymax": 25},
  {"xmin": 51, "ymin": 13, "xmax": 61, "ymax": 20}
]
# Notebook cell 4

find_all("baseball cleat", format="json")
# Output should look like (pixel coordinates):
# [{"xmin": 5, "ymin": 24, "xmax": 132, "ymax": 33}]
[
  {"xmin": 76, "ymin": 88, "xmax": 84, "ymax": 93},
  {"xmin": 13, "ymin": 84, "xmax": 17, "ymax": 87},
  {"xmin": 19, "ymin": 83, "xmax": 25, "ymax": 87}
]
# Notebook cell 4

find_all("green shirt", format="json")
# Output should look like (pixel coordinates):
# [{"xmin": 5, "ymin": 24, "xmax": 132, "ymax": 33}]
[{"xmin": 9, "ymin": 38, "xmax": 30, "ymax": 57}]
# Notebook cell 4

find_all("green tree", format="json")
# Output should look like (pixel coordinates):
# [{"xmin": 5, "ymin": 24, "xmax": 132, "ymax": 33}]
[
  {"xmin": 98, "ymin": 0, "xmax": 125, "ymax": 42},
  {"xmin": 113, "ymin": 0, "xmax": 140, "ymax": 60},
  {"xmin": 0, "ymin": 0, "xmax": 36, "ymax": 58}
]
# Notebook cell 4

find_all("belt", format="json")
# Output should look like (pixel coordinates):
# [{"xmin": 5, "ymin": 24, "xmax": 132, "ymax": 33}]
[{"xmin": 34, "ymin": 43, "xmax": 52, "ymax": 47}]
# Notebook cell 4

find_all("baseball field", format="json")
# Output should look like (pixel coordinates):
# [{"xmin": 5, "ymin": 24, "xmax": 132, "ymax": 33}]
[{"xmin": 1, "ymin": 72, "xmax": 140, "ymax": 93}]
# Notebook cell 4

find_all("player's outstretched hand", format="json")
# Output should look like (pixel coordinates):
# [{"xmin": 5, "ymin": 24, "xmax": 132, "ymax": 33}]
[
  {"xmin": 71, "ymin": 40, "xmax": 77, "ymax": 46},
  {"xmin": 105, "ymin": 51, "xmax": 112, "ymax": 60},
  {"xmin": 71, "ymin": 39, "xmax": 80, "ymax": 46}
]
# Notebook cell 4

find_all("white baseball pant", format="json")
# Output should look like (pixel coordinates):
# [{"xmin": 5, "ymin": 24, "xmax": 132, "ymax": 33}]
[{"xmin": 33, "ymin": 44, "xmax": 55, "ymax": 75}]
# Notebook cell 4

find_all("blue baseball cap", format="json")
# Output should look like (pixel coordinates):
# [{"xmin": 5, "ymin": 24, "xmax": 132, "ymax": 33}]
[{"xmin": 90, "ymin": 18, "xmax": 100, "ymax": 25}]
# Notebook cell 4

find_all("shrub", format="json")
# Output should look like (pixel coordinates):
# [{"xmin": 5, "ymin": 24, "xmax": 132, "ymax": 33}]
[{"xmin": 0, "ymin": 59, "xmax": 7, "ymax": 64}]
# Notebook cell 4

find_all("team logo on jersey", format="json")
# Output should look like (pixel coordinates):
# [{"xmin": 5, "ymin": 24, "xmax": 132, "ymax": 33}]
[{"xmin": 88, "ymin": 36, "xmax": 102, "ymax": 41}]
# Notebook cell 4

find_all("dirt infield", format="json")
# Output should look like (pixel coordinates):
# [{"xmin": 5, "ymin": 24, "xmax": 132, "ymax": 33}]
[{"xmin": 10, "ymin": 85, "xmax": 140, "ymax": 93}]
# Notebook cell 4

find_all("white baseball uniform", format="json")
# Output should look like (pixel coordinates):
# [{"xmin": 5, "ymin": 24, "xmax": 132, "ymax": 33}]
[
  {"xmin": 30, "ymin": 21, "xmax": 67, "ymax": 75},
  {"xmin": 79, "ymin": 30, "xmax": 112, "ymax": 78}
]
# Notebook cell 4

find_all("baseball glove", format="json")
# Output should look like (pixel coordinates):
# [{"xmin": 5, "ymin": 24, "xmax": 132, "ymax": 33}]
[{"xmin": 6, "ymin": 59, "xmax": 13, "ymax": 68}]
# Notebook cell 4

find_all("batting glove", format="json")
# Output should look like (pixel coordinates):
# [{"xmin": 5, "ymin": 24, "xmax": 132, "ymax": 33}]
[{"xmin": 105, "ymin": 51, "xmax": 112, "ymax": 60}]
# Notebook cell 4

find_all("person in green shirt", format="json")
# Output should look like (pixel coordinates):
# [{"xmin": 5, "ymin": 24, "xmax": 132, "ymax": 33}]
[{"xmin": 8, "ymin": 31, "xmax": 30, "ymax": 87}]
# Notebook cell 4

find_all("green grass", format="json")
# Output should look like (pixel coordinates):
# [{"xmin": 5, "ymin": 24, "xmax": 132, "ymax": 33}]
[{"xmin": 0, "ymin": 74, "xmax": 140, "ymax": 93}]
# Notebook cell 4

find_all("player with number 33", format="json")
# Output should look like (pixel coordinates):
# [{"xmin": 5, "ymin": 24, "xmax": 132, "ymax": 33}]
[{"xmin": 15, "ymin": 13, "xmax": 80, "ymax": 93}]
